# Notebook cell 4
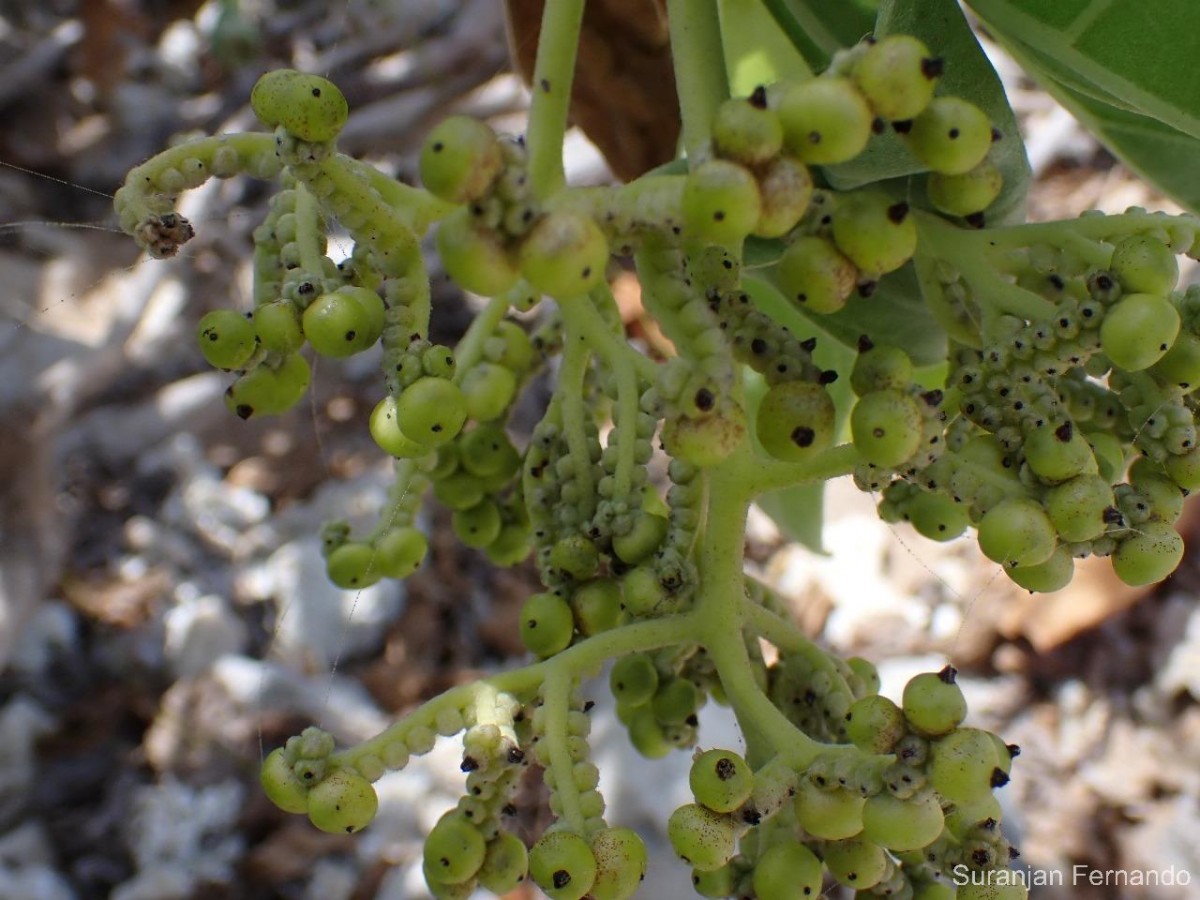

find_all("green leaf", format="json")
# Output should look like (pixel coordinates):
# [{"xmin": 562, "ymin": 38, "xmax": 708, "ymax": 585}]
[
  {"xmin": 823, "ymin": 0, "xmax": 1031, "ymax": 225},
  {"xmin": 966, "ymin": 0, "xmax": 1200, "ymax": 212}
]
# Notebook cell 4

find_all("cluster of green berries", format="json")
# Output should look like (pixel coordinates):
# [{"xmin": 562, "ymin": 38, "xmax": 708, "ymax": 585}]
[{"xmin": 660, "ymin": 667, "xmax": 1025, "ymax": 900}]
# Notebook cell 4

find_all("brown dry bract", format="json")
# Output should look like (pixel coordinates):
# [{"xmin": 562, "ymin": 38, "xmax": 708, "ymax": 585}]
[{"xmin": 504, "ymin": 0, "xmax": 680, "ymax": 181}]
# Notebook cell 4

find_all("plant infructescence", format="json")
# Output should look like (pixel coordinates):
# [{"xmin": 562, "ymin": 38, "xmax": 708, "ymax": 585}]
[{"xmin": 113, "ymin": 1, "xmax": 1200, "ymax": 897}]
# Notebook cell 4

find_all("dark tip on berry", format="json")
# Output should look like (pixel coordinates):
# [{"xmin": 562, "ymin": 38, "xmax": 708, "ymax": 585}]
[
  {"xmin": 715, "ymin": 757, "xmax": 737, "ymax": 780},
  {"xmin": 311, "ymin": 87, "xmax": 321, "ymax": 97},
  {"xmin": 922, "ymin": 389, "xmax": 944, "ymax": 407},
  {"xmin": 792, "ymin": 426, "xmax": 816, "ymax": 448},
  {"xmin": 991, "ymin": 767, "xmax": 1010, "ymax": 788},
  {"xmin": 749, "ymin": 85, "xmax": 768, "ymax": 108},
  {"xmin": 892, "ymin": 119, "xmax": 913, "ymax": 134},
  {"xmin": 235, "ymin": 404, "xmax": 253, "ymax": 420},
  {"xmin": 713, "ymin": 210, "xmax": 726, "ymax": 222},
  {"xmin": 819, "ymin": 369, "xmax": 839, "ymax": 385},
  {"xmin": 1049, "ymin": 273, "xmax": 1065, "ymax": 290},
  {"xmin": 695, "ymin": 387, "xmax": 715, "ymax": 411},
  {"xmin": 507, "ymin": 747, "xmax": 526, "ymax": 764},
  {"xmin": 540, "ymin": 78, "xmax": 551, "ymax": 93},
  {"xmin": 751, "ymin": 338, "xmax": 767, "ymax": 355},
  {"xmin": 1102, "ymin": 506, "xmax": 1125, "ymax": 525},
  {"xmin": 1010, "ymin": 846, "xmax": 1021, "ymax": 859},
  {"xmin": 741, "ymin": 808, "xmax": 762, "ymax": 825},
  {"xmin": 857, "ymin": 334, "xmax": 875, "ymax": 352},
  {"xmin": 965, "ymin": 212, "xmax": 986, "ymax": 229},
  {"xmin": 887, "ymin": 201, "xmax": 910, "ymax": 224},
  {"xmin": 991, "ymin": 127, "xmax": 1003, "ymax": 142},
  {"xmin": 552, "ymin": 870, "xmax": 571, "ymax": 889},
  {"xmin": 872, "ymin": 117, "xmax": 886, "ymax": 134},
  {"xmin": 922, "ymin": 57, "xmax": 945, "ymax": 79},
  {"xmin": 583, "ymin": 700, "xmax": 595, "ymax": 712},
  {"xmin": 937, "ymin": 664, "xmax": 958, "ymax": 684},
  {"xmin": 1054, "ymin": 421, "xmax": 1074, "ymax": 442},
  {"xmin": 858, "ymin": 280, "xmax": 878, "ymax": 298},
  {"xmin": 460, "ymin": 755, "xmax": 479, "ymax": 772},
  {"xmin": 800, "ymin": 337, "xmax": 817, "ymax": 352}
]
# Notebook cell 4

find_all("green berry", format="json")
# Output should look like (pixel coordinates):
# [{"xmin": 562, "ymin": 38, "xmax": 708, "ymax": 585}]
[
  {"xmin": 906, "ymin": 96, "xmax": 993, "ymax": 175},
  {"xmin": 519, "ymin": 211, "xmax": 609, "ymax": 298},
  {"xmin": 436, "ymin": 206, "xmax": 520, "ymax": 297},
  {"xmin": 373, "ymin": 527, "xmax": 428, "ymax": 579},
  {"xmin": 755, "ymin": 155, "xmax": 814, "ymax": 238},
  {"xmin": 570, "ymin": 578, "xmax": 623, "ymax": 636},
  {"xmin": 261, "ymin": 747, "xmax": 309, "ymax": 814},
  {"xmin": 528, "ymin": 831, "xmax": 598, "ymax": 900},
  {"xmin": 666, "ymin": 804, "xmax": 737, "ymax": 871},
  {"xmin": 459, "ymin": 361, "xmax": 518, "ymax": 422},
  {"xmin": 661, "ymin": 410, "xmax": 746, "ymax": 468},
  {"xmin": 611, "ymin": 511, "xmax": 669, "ymax": 564},
  {"xmin": 1044, "ymin": 473, "xmax": 1114, "ymax": 543},
  {"xmin": 928, "ymin": 727, "xmax": 1001, "ymax": 807},
  {"xmin": 755, "ymin": 380, "xmax": 836, "ymax": 462},
  {"xmin": 223, "ymin": 353, "xmax": 311, "ymax": 419},
  {"xmin": 822, "ymin": 837, "xmax": 889, "ymax": 889},
  {"xmin": 1023, "ymin": 420, "xmax": 1097, "ymax": 484},
  {"xmin": 1112, "ymin": 520, "xmax": 1184, "ymax": 586},
  {"xmin": 652, "ymin": 677, "xmax": 700, "ymax": 726},
  {"xmin": 793, "ymin": 780, "xmax": 865, "ymax": 840},
  {"xmin": 305, "ymin": 768, "xmax": 378, "ymax": 834},
  {"xmin": 907, "ymin": 490, "xmax": 970, "ymax": 542},
  {"xmin": 253, "ymin": 300, "xmax": 304, "ymax": 354},
  {"xmin": 1164, "ymin": 445, "xmax": 1200, "ymax": 490},
  {"xmin": 926, "ymin": 160, "xmax": 1003, "ymax": 217},
  {"xmin": 395, "ymin": 377, "xmax": 468, "ymax": 447},
  {"xmin": 370, "ymin": 396, "xmax": 432, "ymax": 458},
  {"xmin": 1100, "ymin": 293, "xmax": 1180, "ymax": 371},
  {"xmin": 459, "ymin": 424, "xmax": 520, "ymax": 478},
  {"xmin": 419, "ymin": 115, "xmax": 503, "ymax": 204},
  {"xmin": 609, "ymin": 653, "xmax": 660, "ymax": 707},
  {"xmin": 519, "ymin": 591, "xmax": 574, "ymax": 657},
  {"xmin": 251, "ymin": 69, "xmax": 348, "ymax": 142},
  {"xmin": 976, "ymin": 497, "xmax": 1058, "ymax": 568},
  {"xmin": 851, "ymin": 34, "xmax": 940, "ymax": 121},
  {"xmin": 424, "ymin": 812, "xmax": 487, "ymax": 885},
  {"xmin": 845, "ymin": 694, "xmax": 906, "ymax": 753},
  {"xmin": 689, "ymin": 749, "xmax": 754, "ymax": 814},
  {"xmin": 682, "ymin": 160, "xmax": 762, "ymax": 245},
  {"xmin": 777, "ymin": 77, "xmax": 874, "ymax": 164},
  {"xmin": 476, "ymin": 831, "xmax": 528, "ymax": 894},
  {"xmin": 588, "ymin": 827, "xmax": 648, "ymax": 900},
  {"xmin": 851, "ymin": 389, "xmax": 924, "ymax": 468},
  {"xmin": 862, "ymin": 788, "xmax": 945, "ymax": 851},
  {"xmin": 452, "ymin": 500, "xmax": 503, "ymax": 548},
  {"xmin": 1109, "ymin": 233, "xmax": 1178, "ymax": 295},
  {"xmin": 1150, "ymin": 330, "xmax": 1200, "ymax": 391},
  {"xmin": 832, "ymin": 193, "xmax": 918, "ymax": 276},
  {"xmin": 752, "ymin": 840, "xmax": 823, "ymax": 899},
  {"xmin": 548, "ymin": 535, "xmax": 600, "ymax": 580},
  {"xmin": 326, "ymin": 541, "xmax": 382, "ymax": 590},
  {"xmin": 712, "ymin": 94, "xmax": 784, "ymax": 165},
  {"xmin": 690, "ymin": 865, "xmax": 739, "ymax": 898},
  {"xmin": 1006, "ymin": 544, "xmax": 1075, "ymax": 593},
  {"xmin": 197, "ymin": 309, "xmax": 256, "ymax": 370},
  {"xmin": 851, "ymin": 340, "xmax": 913, "ymax": 395},
  {"xmin": 775, "ymin": 235, "xmax": 857, "ymax": 314},
  {"xmin": 302, "ymin": 289, "xmax": 382, "ymax": 358},
  {"xmin": 902, "ymin": 666, "xmax": 967, "ymax": 736}
]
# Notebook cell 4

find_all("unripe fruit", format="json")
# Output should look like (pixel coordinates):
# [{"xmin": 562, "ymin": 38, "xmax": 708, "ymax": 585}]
[
  {"xmin": 666, "ymin": 804, "xmax": 737, "ymax": 871},
  {"xmin": 326, "ymin": 541, "xmax": 382, "ymax": 590},
  {"xmin": 253, "ymin": 300, "xmax": 304, "ymax": 354},
  {"xmin": 1109, "ymin": 233, "xmax": 1178, "ymax": 295},
  {"xmin": 529, "ymin": 831, "xmax": 598, "ymax": 900},
  {"xmin": 682, "ymin": 160, "xmax": 763, "ymax": 245},
  {"xmin": 776, "ymin": 235, "xmax": 857, "ymax": 314},
  {"xmin": 752, "ymin": 840, "xmax": 823, "ymax": 899},
  {"xmin": 1100, "ymin": 293, "xmax": 1180, "ymax": 371},
  {"xmin": 1044, "ymin": 473, "xmax": 1113, "ymax": 543},
  {"xmin": 197, "ymin": 309, "xmax": 256, "ymax": 370},
  {"xmin": 689, "ymin": 749, "xmax": 754, "ymax": 813},
  {"xmin": 902, "ymin": 667, "xmax": 966, "ymax": 736},
  {"xmin": 306, "ymin": 768, "xmax": 378, "ymax": 834},
  {"xmin": 822, "ymin": 837, "xmax": 889, "ymax": 889},
  {"xmin": 851, "ymin": 340, "xmax": 913, "ymax": 395},
  {"xmin": 261, "ymin": 747, "xmax": 309, "ymax": 814},
  {"xmin": 712, "ymin": 94, "xmax": 784, "ymax": 165},
  {"xmin": 845, "ymin": 694, "xmax": 906, "ymax": 752},
  {"xmin": 793, "ymin": 779, "xmax": 866, "ymax": 839},
  {"xmin": 661, "ymin": 409, "xmax": 745, "ymax": 467},
  {"xmin": 1023, "ymin": 420, "xmax": 1098, "ymax": 484},
  {"xmin": 476, "ymin": 831, "xmax": 529, "ymax": 894},
  {"xmin": 927, "ymin": 160, "xmax": 1003, "ymax": 217},
  {"xmin": 519, "ymin": 591, "xmax": 574, "ymax": 657},
  {"xmin": 1150, "ymin": 330, "xmax": 1200, "ymax": 391},
  {"xmin": 928, "ymin": 727, "xmax": 1000, "ymax": 806},
  {"xmin": 395, "ymin": 377, "xmax": 468, "ymax": 447},
  {"xmin": 302, "ymin": 288, "xmax": 383, "ymax": 358},
  {"xmin": 906, "ymin": 96, "xmax": 993, "ymax": 174},
  {"xmin": 754, "ymin": 155, "xmax": 814, "ymax": 237},
  {"xmin": 832, "ymin": 193, "xmax": 918, "ymax": 276},
  {"xmin": 1112, "ymin": 520, "xmax": 1184, "ymax": 586},
  {"xmin": 862, "ymin": 788, "xmax": 945, "ymax": 851},
  {"xmin": 251, "ymin": 69, "xmax": 348, "ymax": 142},
  {"xmin": 852, "ymin": 35, "xmax": 940, "ymax": 121},
  {"xmin": 588, "ymin": 827, "xmax": 648, "ymax": 900},
  {"xmin": 851, "ymin": 389, "xmax": 924, "ymax": 468},
  {"xmin": 424, "ymin": 813, "xmax": 487, "ymax": 885},
  {"xmin": 777, "ymin": 77, "xmax": 874, "ymax": 164},
  {"xmin": 1006, "ymin": 545, "xmax": 1075, "ymax": 593},
  {"xmin": 519, "ymin": 211, "xmax": 609, "ymax": 298},
  {"xmin": 419, "ymin": 115, "xmax": 503, "ymax": 204},
  {"xmin": 977, "ymin": 497, "xmax": 1058, "ymax": 568},
  {"xmin": 908, "ymin": 490, "xmax": 970, "ymax": 541},
  {"xmin": 755, "ymin": 380, "xmax": 836, "ymax": 461}
]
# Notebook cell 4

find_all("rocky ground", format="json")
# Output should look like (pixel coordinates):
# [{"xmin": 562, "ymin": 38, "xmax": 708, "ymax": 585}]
[{"xmin": 1, "ymin": 2, "xmax": 1199, "ymax": 899}]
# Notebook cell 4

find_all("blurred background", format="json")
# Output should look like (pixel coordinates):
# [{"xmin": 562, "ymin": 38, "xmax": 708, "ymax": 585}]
[{"xmin": 1, "ymin": 1, "xmax": 1199, "ymax": 898}]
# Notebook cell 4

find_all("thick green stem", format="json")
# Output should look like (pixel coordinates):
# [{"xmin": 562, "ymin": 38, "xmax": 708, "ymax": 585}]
[
  {"xmin": 526, "ymin": 0, "xmax": 585, "ymax": 199},
  {"xmin": 668, "ymin": 0, "xmax": 729, "ymax": 161},
  {"xmin": 540, "ymin": 670, "xmax": 586, "ymax": 832}
]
